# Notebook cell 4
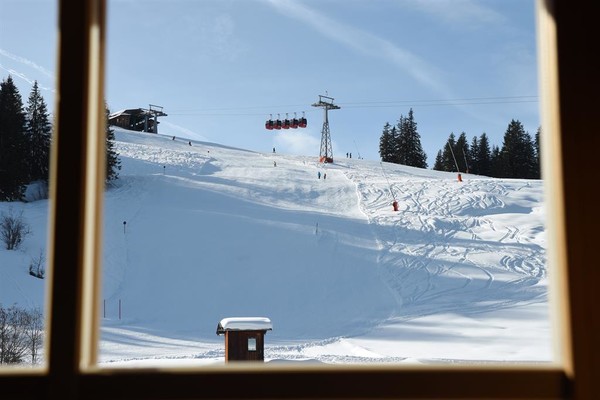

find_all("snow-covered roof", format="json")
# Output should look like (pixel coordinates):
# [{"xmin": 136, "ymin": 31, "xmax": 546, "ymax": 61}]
[
  {"xmin": 216, "ymin": 317, "xmax": 273, "ymax": 335},
  {"xmin": 108, "ymin": 109, "xmax": 131, "ymax": 119},
  {"xmin": 108, "ymin": 108, "xmax": 167, "ymax": 119}
]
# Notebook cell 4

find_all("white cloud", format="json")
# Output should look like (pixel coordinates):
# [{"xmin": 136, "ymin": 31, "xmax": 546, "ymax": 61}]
[{"xmin": 274, "ymin": 129, "xmax": 320, "ymax": 156}]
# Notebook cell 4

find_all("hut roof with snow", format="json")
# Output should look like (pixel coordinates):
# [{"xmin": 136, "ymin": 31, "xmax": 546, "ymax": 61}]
[{"xmin": 216, "ymin": 317, "xmax": 272, "ymax": 335}]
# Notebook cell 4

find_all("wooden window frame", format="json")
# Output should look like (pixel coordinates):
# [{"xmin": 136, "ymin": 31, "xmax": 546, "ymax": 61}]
[{"xmin": 1, "ymin": 1, "xmax": 598, "ymax": 398}]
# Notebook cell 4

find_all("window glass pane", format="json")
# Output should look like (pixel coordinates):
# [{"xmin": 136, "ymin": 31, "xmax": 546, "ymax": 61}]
[
  {"xmin": 0, "ymin": 0, "xmax": 56, "ymax": 369},
  {"xmin": 100, "ymin": 0, "xmax": 550, "ymax": 367}
]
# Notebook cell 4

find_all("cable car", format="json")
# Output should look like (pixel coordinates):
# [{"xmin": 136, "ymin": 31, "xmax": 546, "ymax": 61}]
[
  {"xmin": 299, "ymin": 111, "xmax": 307, "ymax": 128},
  {"xmin": 265, "ymin": 114, "xmax": 274, "ymax": 130},
  {"xmin": 274, "ymin": 114, "xmax": 282, "ymax": 130},
  {"xmin": 282, "ymin": 113, "xmax": 290, "ymax": 129},
  {"xmin": 291, "ymin": 112, "xmax": 299, "ymax": 128}
]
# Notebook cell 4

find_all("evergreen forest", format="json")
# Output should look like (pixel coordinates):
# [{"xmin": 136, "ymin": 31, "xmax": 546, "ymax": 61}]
[
  {"xmin": 379, "ymin": 108, "xmax": 541, "ymax": 179},
  {"xmin": 0, "ymin": 74, "xmax": 121, "ymax": 202}
]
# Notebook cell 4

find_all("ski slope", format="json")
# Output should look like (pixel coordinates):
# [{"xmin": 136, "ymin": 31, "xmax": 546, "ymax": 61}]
[{"xmin": 0, "ymin": 127, "xmax": 552, "ymax": 366}]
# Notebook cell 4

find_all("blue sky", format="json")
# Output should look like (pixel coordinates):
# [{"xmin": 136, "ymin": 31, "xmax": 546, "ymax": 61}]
[{"xmin": 1, "ymin": 0, "xmax": 539, "ymax": 164}]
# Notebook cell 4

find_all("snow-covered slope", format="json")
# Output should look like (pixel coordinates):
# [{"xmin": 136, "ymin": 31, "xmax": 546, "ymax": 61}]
[{"xmin": 0, "ymin": 127, "xmax": 551, "ymax": 365}]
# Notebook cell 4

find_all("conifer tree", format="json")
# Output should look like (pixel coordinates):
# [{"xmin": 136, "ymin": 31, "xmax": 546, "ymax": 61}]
[
  {"xmin": 499, "ymin": 119, "xmax": 536, "ymax": 178},
  {"xmin": 440, "ymin": 132, "xmax": 458, "ymax": 172},
  {"xmin": 379, "ymin": 109, "xmax": 427, "ymax": 168},
  {"xmin": 395, "ymin": 109, "xmax": 427, "ymax": 168},
  {"xmin": 476, "ymin": 133, "xmax": 492, "ymax": 177},
  {"xmin": 469, "ymin": 136, "xmax": 480, "ymax": 175},
  {"xmin": 405, "ymin": 109, "xmax": 427, "ymax": 168},
  {"xmin": 433, "ymin": 150, "xmax": 444, "ymax": 171},
  {"xmin": 388, "ymin": 126, "xmax": 399, "ymax": 164},
  {"xmin": 105, "ymin": 103, "xmax": 121, "ymax": 183},
  {"xmin": 25, "ymin": 81, "xmax": 52, "ymax": 183},
  {"xmin": 455, "ymin": 132, "xmax": 470, "ymax": 173},
  {"xmin": 378, "ymin": 122, "xmax": 394, "ymax": 162},
  {"xmin": 0, "ymin": 76, "xmax": 28, "ymax": 201},
  {"xmin": 490, "ymin": 144, "xmax": 504, "ymax": 177},
  {"xmin": 522, "ymin": 130, "xmax": 537, "ymax": 179},
  {"xmin": 393, "ymin": 115, "xmax": 405, "ymax": 165}
]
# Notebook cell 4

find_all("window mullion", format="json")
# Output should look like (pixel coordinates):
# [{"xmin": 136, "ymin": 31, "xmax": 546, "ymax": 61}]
[{"xmin": 46, "ymin": 0, "xmax": 106, "ymax": 395}]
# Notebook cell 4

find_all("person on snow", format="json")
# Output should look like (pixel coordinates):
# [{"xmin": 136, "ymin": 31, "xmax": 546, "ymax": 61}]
[
  {"xmin": 324, "ymin": 173, "xmax": 327, "ymax": 180},
  {"xmin": 318, "ymin": 171, "xmax": 321, "ymax": 179}
]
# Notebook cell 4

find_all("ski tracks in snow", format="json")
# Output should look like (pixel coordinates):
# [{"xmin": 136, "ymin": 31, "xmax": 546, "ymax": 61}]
[{"xmin": 343, "ymin": 169, "xmax": 547, "ymax": 321}]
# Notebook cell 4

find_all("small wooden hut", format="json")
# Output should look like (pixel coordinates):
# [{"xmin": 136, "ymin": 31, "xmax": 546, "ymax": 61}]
[{"xmin": 216, "ymin": 317, "xmax": 272, "ymax": 362}]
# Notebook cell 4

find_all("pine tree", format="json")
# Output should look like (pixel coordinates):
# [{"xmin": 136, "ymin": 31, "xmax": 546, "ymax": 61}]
[
  {"xmin": 522, "ymin": 130, "xmax": 537, "ymax": 179},
  {"xmin": 490, "ymin": 145, "xmax": 505, "ymax": 177},
  {"xmin": 395, "ymin": 109, "xmax": 427, "ymax": 168},
  {"xmin": 393, "ymin": 115, "xmax": 405, "ymax": 165},
  {"xmin": 433, "ymin": 150, "xmax": 444, "ymax": 171},
  {"xmin": 476, "ymin": 133, "xmax": 492, "ymax": 177},
  {"xmin": 404, "ymin": 109, "xmax": 427, "ymax": 168},
  {"xmin": 469, "ymin": 136, "xmax": 480, "ymax": 175},
  {"xmin": 455, "ymin": 132, "xmax": 469, "ymax": 173},
  {"xmin": 378, "ymin": 122, "xmax": 394, "ymax": 162},
  {"xmin": 441, "ymin": 132, "xmax": 458, "ymax": 172},
  {"xmin": 105, "ymin": 103, "xmax": 121, "ymax": 183},
  {"xmin": 499, "ymin": 119, "xmax": 536, "ymax": 178},
  {"xmin": 0, "ymin": 75, "xmax": 28, "ymax": 201},
  {"xmin": 389, "ymin": 126, "xmax": 399, "ymax": 164},
  {"xmin": 25, "ymin": 81, "xmax": 52, "ymax": 183}
]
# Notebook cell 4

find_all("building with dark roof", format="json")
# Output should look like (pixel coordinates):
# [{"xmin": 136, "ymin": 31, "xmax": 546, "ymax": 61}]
[{"xmin": 108, "ymin": 104, "xmax": 167, "ymax": 133}]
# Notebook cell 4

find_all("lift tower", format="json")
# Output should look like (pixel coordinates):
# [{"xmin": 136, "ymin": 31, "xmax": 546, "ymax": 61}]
[{"xmin": 312, "ymin": 94, "xmax": 340, "ymax": 164}]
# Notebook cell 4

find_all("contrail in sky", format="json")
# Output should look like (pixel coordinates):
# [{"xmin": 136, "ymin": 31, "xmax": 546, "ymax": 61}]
[
  {"xmin": 0, "ymin": 48, "xmax": 55, "ymax": 92},
  {"xmin": 0, "ymin": 49, "xmax": 54, "ymax": 79},
  {"xmin": 264, "ymin": 0, "xmax": 452, "ymax": 97}
]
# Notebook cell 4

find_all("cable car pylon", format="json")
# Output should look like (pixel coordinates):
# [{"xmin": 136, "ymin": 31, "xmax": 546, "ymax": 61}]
[{"xmin": 312, "ymin": 94, "xmax": 340, "ymax": 164}]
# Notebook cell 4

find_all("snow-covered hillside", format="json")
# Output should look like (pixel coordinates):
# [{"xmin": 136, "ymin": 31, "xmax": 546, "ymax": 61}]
[{"xmin": 0, "ymin": 127, "xmax": 552, "ymax": 366}]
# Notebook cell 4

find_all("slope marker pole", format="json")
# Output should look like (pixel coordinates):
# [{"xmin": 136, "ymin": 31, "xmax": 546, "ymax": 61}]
[{"xmin": 380, "ymin": 161, "xmax": 396, "ymax": 202}]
